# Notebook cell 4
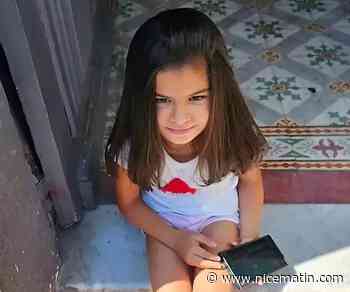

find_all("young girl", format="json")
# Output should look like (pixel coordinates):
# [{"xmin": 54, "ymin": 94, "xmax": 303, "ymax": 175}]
[{"xmin": 105, "ymin": 8, "xmax": 269, "ymax": 292}]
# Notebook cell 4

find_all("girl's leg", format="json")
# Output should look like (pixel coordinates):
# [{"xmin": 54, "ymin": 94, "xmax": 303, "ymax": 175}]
[
  {"xmin": 145, "ymin": 234, "xmax": 193, "ymax": 292},
  {"xmin": 192, "ymin": 220, "xmax": 240, "ymax": 292}
]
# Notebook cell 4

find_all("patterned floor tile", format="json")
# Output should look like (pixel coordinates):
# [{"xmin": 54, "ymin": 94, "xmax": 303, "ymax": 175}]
[
  {"xmin": 227, "ymin": 12, "xmax": 300, "ymax": 49},
  {"xmin": 289, "ymin": 136, "xmax": 348, "ymax": 162},
  {"xmin": 332, "ymin": 15, "xmax": 350, "ymax": 36},
  {"xmin": 241, "ymin": 66, "xmax": 283, "ymax": 114},
  {"xmin": 288, "ymin": 35, "xmax": 350, "ymax": 78},
  {"xmin": 226, "ymin": 43, "xmax": 254, "ymax": 69},
  {"xmin": 310, "ymin": 98, "xmax": 350, "ymax": 126},
  {"xmin": 110, "ymin": 44, "xmax": 128, "ymax": 81},
  {"xmin": 261, "ymin": 126, "xmax": 350, "ymax": 170},
  {"xmin": 241, "ymin": 65, "xmax": 321, "ymax": 119},
  {"xmin": 178, "ymin": 0, "xmax": 242, "ymax": 23},
  {"xmin": 114, "ymin": 0, "xmax": 148, "ymax": 26},
  {"xmin": 253, "ymin": 117, "xmax": 270, "ymax": 127},
  {"xmin": 274, "ymin": 0, "xmax": 340, "ymax": 22},
  {"xmin": 246, "ymin": 97, "xmax": 285, "ymax": 126},
  {"xmin": 341, "ymin": 94, "xmax": 350, "ymax": 125},
  {"xmin": 263, "ymin": 136, "xmax": 298, "ymax": 161}
]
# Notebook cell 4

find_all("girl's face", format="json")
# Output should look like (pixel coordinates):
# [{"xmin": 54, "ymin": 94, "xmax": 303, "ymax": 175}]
[{"xmin": 155, "ymin": 57, "xmax": 210, "ymax": 154}]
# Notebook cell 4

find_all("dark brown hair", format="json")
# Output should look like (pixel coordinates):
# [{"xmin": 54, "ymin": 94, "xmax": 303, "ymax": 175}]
[{"xmin": 105, "ymin": 8, "xmax": 269, "ymax": 191}]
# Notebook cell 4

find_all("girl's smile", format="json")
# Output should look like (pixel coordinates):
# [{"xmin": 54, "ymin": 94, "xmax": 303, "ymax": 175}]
[{"xmin": 167, "ymin": 126, "xmax": 195, "ymax": 135}]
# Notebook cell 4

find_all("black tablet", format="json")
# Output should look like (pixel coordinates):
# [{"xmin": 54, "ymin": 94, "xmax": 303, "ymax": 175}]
[{"xmin": 218, "ymin": 235, "xmax": 287, "ymax": 289}]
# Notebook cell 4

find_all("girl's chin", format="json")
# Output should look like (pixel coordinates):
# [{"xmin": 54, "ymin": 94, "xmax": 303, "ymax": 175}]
[{"xmin": 161, "ymin": 136, "xmax": 194, "ymax": 148}]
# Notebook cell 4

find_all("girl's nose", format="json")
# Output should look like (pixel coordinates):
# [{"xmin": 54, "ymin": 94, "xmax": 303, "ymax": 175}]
[{"xmin": 170, "ymin": 103, "xmax": 191, "ymax": 125}]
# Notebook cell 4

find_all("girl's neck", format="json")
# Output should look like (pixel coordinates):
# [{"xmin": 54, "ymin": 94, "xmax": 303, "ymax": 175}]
[
  {"xmin": 164, "ymin": 142, "xmax": 196, "ymax": 162},
  {"xmin": 169, "ymin": 151, "xmax": 196, "ymax": 163}
]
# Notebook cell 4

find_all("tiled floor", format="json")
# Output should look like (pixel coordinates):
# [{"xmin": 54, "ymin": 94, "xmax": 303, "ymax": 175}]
[{"xmin": 100, "ymin": 0, "xmax": 350, "ymax": 202}]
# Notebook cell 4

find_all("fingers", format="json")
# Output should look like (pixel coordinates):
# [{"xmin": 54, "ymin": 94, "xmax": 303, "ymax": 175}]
[
  {"xmin": 191, "ymin": 245, "xmax": 225, "ymax": 270},
  {"xmin": 240, "ymin": 237, "xmax": 256, "ymax": 244},
  {"xmin": 230, "ymin": 240, "xmax": 240, "ymax": 247},
  {"xmin": 194, "ymin": 246, "xmax": 221, "ymax": 262},
  {"xmin": 192, "ymin": 254, "xmax": 225, "ymax": 269},
  {"xmin": 195, "ymin": 233, "xmax": 217, "ymax": 248}
]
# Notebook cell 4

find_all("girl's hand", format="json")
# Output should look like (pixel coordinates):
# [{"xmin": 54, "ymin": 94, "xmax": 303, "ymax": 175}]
[
  {"xmin": 240, "ymin": 237, "xmax": 257, "ymax": 244},
  {"xmin": 173, "ymin": 229, "xmax": 225, "ymax": 270},
  {"xmin": 230, "ymin": 236, "xmax": 259, "ymax": 247}
]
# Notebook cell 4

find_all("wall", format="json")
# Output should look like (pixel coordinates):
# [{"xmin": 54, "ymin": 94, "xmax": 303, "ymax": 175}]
[
  {"xmin": 0, "ymin": 82, "xmax": 59, "ymax": 292},
  {"xmin": 0, "ymin": 0, "xmax": 99, "ymax": 290}
]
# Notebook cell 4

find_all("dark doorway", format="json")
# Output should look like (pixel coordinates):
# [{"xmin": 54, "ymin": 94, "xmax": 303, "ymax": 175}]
[{"xmin": 0, "ymin": 44, "xmax": 44, "ymax": 184}]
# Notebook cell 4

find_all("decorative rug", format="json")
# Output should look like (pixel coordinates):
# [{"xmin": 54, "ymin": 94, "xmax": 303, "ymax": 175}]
[{"xmin": 261, "ymin": 124, "xmax": 350, "ymax": 203}]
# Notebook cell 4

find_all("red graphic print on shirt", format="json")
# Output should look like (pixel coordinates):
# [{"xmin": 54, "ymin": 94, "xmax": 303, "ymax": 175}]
[{"xmin": 160, "ymin": 178, "xmax": 197, "ymax": 195}]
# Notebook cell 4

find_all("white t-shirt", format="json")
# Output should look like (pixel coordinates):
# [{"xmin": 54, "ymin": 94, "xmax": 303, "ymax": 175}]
[{"xmin": 115, "ymin": 141, "xmax": 240, "ymax": 219}]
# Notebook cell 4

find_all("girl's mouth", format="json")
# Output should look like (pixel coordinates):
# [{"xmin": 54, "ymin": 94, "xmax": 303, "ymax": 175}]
[{"xmin": 167, "ymin": 126, "xmax": 194, "ymax": 135}]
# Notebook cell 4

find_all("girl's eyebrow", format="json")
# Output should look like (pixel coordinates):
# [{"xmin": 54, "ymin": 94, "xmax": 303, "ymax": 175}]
[{"xmin": 155, "ymin": 88, "xmax": 210, "ymax": 98}]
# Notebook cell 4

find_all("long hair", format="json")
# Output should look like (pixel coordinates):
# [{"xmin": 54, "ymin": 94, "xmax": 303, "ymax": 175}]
[{"xmin": 105, "ymin": 8, "xmax": 269, "ymax": 191}]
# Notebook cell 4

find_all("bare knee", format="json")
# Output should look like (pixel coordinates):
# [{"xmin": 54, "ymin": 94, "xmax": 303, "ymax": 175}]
[
  {"xmin": 201, "ymin": 220, "xmax": 240, "ymax": 254},
  {"xmin": 192, "ymin": 267, "xmax": 238, "ymax": 292}
]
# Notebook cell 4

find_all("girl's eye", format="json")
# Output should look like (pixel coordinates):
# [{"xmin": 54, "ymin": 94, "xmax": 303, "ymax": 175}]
[
  {"xmin": 191, "ymin": 95, "xmax": 207, "ymax": 101},
  {"xmin": 155, "ymin": 95, "xmax": 207, "ymax": 104},
  {"xmin": 155, "ymin": 97, "xmax": 169, "ymax": 103}
]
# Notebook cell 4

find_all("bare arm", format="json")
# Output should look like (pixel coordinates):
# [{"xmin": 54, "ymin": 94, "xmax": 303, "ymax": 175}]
[
  {"xmin": 115, "ymin": 165, "xmax": 182, "ymax": 251},
  {"xmin": 237, "ymin": 162, "xmax": 264, "ymax": 243}
]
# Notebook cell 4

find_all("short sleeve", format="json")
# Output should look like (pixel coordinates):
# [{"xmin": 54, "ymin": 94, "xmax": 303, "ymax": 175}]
[{"xmin": 114, "ymin": 140, "xmax": 130, "ymax": 170}]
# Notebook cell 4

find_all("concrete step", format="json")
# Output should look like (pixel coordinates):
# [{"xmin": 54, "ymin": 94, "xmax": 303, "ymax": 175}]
[
  {"xmin": 56, "ymin": 204, "xmax": 350, "ymax": 292},
  {"xmin": 56, "ymin": 205, "xmax": 150, "ymax": 292}
]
